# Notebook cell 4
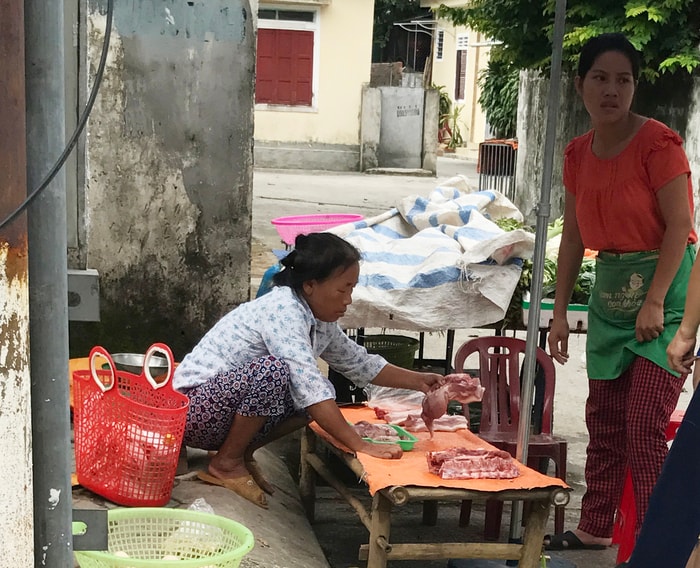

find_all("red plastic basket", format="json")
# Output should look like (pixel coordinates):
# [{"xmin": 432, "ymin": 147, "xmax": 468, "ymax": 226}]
[
  {"xmin": 73, "ymin": 344, "xmax": 189, "ymax": 507},
  {"xmin": 271, "ymin": 213, "xmax": 364, "ymax": 246}
]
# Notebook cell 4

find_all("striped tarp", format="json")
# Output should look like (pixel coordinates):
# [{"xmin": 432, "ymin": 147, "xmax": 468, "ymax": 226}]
[{"xmin": 332, "ymin": 179, "xmax": 535, "ymax": 331}]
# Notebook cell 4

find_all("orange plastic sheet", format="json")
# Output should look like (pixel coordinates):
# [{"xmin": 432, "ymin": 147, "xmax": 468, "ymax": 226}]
[{"xmin": 311, "ymin": 406, "xmax": 569, "ymax": 496}]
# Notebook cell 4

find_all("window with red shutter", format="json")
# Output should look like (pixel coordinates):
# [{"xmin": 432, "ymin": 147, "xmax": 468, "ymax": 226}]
[{"xmin": 256, "ymin": 28, "xmax": 314, "ymax": 106}]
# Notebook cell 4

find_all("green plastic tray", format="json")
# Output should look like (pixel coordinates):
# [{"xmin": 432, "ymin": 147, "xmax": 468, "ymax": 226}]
[{"xmin": 360, "ymin": 423, "xmax": 418, "ymax": 451}]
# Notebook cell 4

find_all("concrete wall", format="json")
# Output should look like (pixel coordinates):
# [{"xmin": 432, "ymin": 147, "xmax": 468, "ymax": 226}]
[
  {"xmin": 360, "ymin": 86, "xmax": 381, "ymax": 170},
  {"xmin": 685, "ymin": 80, "xmax": 700, "ymax": 229},
  {"xmin": 0, "ymin": 12, "xmax": 32, "ymax": 553},
  {"xmin": 513, "ymin": 70, "xmax": 589, "ymax": 223},
  {"xmin": 514, "ymin": 71, "xmax": 700, "ymax": 228},
  {"xmin": 422, "ymin": 88, "xmax": 439, "ymax": 173},
  {"xmin": 378, "ymin": 87, "xmax": 425, "ymax": 168},
  {"xmin": 253, "ymin": 0, "xmax": 374, "ymax": 171},
  {"xmin": 360, "ymin": 86, "xmax": 438, "ymax": 173},
  {"xmin": 70, "ymin": 0, "xmax": 255, "ymax": 360}
]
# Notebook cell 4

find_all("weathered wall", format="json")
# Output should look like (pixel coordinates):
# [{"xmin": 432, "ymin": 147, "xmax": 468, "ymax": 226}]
[
  {"xmin": 422, "ymin": 88, "xmax": 439, "ymax": 174},
  {"xmin": 515, "ymin": 71, "xmax": 700, "ymax": 227},
  {"xmin": 0, "ymin": 0, "xmax": 32, "ymax": 558},
  {"xmin": 70, "ymin": 0, "xmax": 255, "ymax": 360},
  {"xmin": 680, "ymin": 78, "xmax": 700, "ymax": 228},
  {"xmin": 360, "ymin": 86, "xmax": 381, "ymax": 170}
]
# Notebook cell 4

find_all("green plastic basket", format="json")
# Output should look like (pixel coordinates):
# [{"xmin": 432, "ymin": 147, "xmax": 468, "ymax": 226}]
[
  {"xmin": 361, "ymin": 334, "xmax": 420, "ymax": 369},
  {"xmin": 74, "ymin": 508, "xmax": 254, "ymax": 568}
]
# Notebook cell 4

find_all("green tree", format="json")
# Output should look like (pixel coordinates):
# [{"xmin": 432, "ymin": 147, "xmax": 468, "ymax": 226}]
[
  {"xmin": 478, "ymin": 59, "xmax": 520, "ymax": 139},
  {"xmin": 373, "ymin": 0, "xmax": 427, "ymax": 56},
  {"xmin": 435, "ymin": 0, "xmax": 700, "ymax": 78},
  {"xmin": 434, "ymin": 0, "xmax": 700, "ymax": 141}
]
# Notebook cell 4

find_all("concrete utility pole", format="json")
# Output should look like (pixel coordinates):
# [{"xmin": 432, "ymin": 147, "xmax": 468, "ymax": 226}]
[
  {"xmin": 25, "ymin": 0, "xmax": 74, "ymax": 566},
  {"xmin": 0, "ymin": 0, "xmax": 34, "ymax": 565}
]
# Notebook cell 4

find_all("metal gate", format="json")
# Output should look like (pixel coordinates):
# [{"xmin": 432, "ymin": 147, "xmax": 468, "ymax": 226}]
[{"xmin": 478, "ymin": 140, "xmax": 518, "ymax": 201}]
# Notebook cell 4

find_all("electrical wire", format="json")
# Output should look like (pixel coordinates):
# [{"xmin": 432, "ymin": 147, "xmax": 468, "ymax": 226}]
[{"xmin": 0, "ymin": 0, "xmax": 114, "ymax": 230}]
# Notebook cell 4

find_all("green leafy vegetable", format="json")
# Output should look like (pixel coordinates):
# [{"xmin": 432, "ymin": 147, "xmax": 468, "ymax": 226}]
[
  {"xmin": 494, "ymin": 217, "xmax": 528, "ymax": 232},
  {"xmin": 547, "ymin": 217, "xmax": 564, "ymax": 240},
  {"xmin": 501, "ymin": 217, "xmax": 595, "ymax": 330}
]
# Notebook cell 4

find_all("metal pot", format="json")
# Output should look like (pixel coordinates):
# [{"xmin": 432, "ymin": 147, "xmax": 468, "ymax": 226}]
[{"xmin": 108, "ymin": 353, "xmax": 169, "ymax": 376}]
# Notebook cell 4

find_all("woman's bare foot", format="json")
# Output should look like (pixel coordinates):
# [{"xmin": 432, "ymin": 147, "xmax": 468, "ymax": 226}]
[
  {"xmin": 572, "ymin": 529, "xmax": 612, "ymax": 547},
  {"xmin": 198, "ymin": 455, "xmax": 268, "ymax": 508},
  {"xmin": 208, "ymin": 454, "xmax": 249, "ymax": 479},
  {"xmin": 543, "ymin": 529, "xmax": 611, "ymax": 550}
]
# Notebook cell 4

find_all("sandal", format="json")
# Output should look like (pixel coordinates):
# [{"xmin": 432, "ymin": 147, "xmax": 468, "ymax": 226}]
[
  {"xmin": 543, "ymin": 530, "xmax": 607, "ymax": 550},
  {"xmin": 196, "ymin": 470, "xmax": 268, "ymax": 509},
  {"xmin": 245, "ymin": 458, "xmax": 275, "ymax": 495}
]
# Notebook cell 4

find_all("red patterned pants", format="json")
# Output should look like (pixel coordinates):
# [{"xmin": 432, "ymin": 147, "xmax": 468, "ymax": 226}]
[{"xmin": 578, "ymin": 356, "xmax": 686, "ymax": 538}]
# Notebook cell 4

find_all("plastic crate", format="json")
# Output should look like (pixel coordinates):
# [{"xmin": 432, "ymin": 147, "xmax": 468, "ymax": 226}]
[
  {"xmin": 271, "ymin": 213, "xmax": 364, "ymax": 246},
  {"xmin": 521, "ymin": 292, "xmax": 588, "ymax": 331},
  {"xmin": 361, "ymin": 334, "xmax": 419, "ymax": 369}
]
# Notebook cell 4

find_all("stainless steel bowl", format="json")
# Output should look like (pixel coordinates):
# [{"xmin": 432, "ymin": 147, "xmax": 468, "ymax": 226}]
[{"xmin": 109, "ymin": 352, "xmax": 169, "ymax": 376}]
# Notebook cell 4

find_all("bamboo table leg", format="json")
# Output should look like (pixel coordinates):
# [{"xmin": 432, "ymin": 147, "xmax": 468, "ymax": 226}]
[
  {"xmin": 299, "ymin": 426, "xmax": 317, "ymax": 522},
  {"xmin": 519, "ymin": 498, "xmax": 550, "ymax": 567},
  {"xmin": 366, "ymin": 491, "xmax": 393, "ymax": 568}
]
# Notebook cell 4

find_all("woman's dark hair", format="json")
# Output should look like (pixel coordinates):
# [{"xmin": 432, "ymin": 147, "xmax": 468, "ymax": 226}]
[
  {"xmin": 272, "ymin": 232, "xmax": 361, "ymax": 293},
  {"xmin": 577, "ymin": 33, "xmax": 640, "ymax": 82}
]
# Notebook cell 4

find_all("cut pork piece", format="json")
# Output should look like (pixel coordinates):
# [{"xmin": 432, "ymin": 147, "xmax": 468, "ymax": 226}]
[
  {"xmin": 426, "ymin": 447, "xmax": 520, "ymax": 479},
  {"xmin": 421, "ymin": 373, "xmax": 484, "ymax": 437}
]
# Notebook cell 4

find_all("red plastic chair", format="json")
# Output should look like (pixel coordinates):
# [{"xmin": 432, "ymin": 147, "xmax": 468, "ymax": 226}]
[{"xmin": 454, "ymin": 336, "xmax": 567, "ymax": 540}]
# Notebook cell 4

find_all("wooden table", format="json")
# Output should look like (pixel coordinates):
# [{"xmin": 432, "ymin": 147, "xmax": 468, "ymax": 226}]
[{"xmin": 300, "ymin": 407, "xmax": 570, "ymax": 568}]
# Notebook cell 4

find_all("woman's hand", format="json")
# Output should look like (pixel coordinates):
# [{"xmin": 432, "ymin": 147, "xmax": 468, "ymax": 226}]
[
  {"xmin": 636, "ymin": 297, "xmax": 665, "ymax": 343},
  {"xmin": 667, "ymin": 328, "xmax": 696, "ymax": 375},
  {"xmin": 371, "ymin": 365, "xmax": 443, "ymax": 393},
  {"xmin": 548, "ymin": 316, "xmax": 571, "ymax": 365},
  {"xmin": 416, "ymin": 371, "xmax": 444, "ymax": 394},
  {"xmin": 357, "ymin": 440, "xmax": 403, "ymax": 459}
]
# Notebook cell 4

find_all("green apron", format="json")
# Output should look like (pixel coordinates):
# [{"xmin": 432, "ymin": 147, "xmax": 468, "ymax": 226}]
[{"xmin": 586, "ymin": 245, "xmax": 695, "ymax": 379}]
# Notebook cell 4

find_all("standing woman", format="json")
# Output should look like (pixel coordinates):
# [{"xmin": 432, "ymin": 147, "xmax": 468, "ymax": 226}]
[
  {"xmin": 173, "ymin": 232, "xmax": 443, "ymax": 509},
  {"xmin": 546, "ymin": 33, "xmax": 696, "ymax": 550}
]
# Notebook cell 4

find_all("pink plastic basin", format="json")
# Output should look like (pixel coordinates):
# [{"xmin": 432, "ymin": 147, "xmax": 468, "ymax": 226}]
[{"xmin": 271, "ymin": 213, "xmax": 364, "ymax": 246}]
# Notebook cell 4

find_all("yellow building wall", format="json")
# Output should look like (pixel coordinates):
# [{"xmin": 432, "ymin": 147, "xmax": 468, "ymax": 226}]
[{"xmin": 254, "ymin": 0, "xmax": 374, "ymax": 145}]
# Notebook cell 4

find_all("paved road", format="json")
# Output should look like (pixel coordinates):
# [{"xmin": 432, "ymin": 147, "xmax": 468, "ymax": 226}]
[{"xmin": 251, "ymin": 158, "xmax": 694, "ymax": 567}]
